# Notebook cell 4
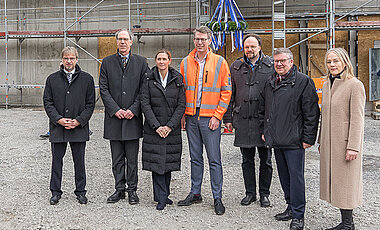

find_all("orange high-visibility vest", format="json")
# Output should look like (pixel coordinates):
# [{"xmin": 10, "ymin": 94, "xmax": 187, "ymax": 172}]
[{"xmin": 180, "ymin": 48, "xmax": 232, "ymax": 120}]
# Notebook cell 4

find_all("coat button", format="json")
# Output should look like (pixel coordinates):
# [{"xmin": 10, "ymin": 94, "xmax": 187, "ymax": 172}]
[
  {"xmin": 66, "ymin": 109, "xmax": 69, "ymax": 113},
  {"xmin": 67, "ymin": 91, "xmax": 70, "ymax": 94},
  {"xmin": 122, "ymin": 91, "xmax": 126, "ymax": 95}
]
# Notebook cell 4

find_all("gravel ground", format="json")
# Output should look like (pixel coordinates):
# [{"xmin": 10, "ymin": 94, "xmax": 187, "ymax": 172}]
[{"xmin": 0, "ymin": 108, "xmax": 379, "ymax": 230}]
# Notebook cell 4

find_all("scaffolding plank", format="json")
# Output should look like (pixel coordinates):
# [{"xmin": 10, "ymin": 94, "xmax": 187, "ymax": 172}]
[{"xmin": 336, "ymin": 21, "xmax": 380, "ymax": 27}]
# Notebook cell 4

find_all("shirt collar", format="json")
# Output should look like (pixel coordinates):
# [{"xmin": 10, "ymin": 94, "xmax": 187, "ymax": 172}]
[
  {"xmin": 195, "ymin": 51, "xmax": 208, "ymax": 63},
  {"xmin": 118, "ymin": 52, "xmax": 130, "ymax": 60},
  {"xmin": 63, "ymin": 68, "xmax": 75, "ymax": 75}
]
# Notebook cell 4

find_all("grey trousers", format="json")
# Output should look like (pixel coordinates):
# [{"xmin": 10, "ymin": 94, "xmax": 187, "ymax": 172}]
[{"xmin": 186, "ymin": 110, "xmax": 223, "ymax": 199}]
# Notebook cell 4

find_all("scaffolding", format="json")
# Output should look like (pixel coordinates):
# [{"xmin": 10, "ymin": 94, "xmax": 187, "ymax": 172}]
[
  {"xmin": 1, "ymin": 0, "xmax": 380, "ymax": 107},
  {"xmin": 0, "ymin": 0, "xmax": 208, "ymax": 108}
]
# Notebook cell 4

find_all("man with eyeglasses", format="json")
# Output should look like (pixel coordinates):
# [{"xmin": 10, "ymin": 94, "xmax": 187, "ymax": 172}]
[
  {"xmin": 223, "ymin": 33, "xmax": 274, "ymax": 208},
  {"xmin": 178, "ymin": 26, "xmax": 232, "ymax": 215},
  {"xmin": 99, "ymin": 28, "xmax": 149, "ymax": 205},
  {"xmin": 43, "ymin": 46, "xmax": 95, "ymax": 205},
  {"xmin": 260, "ymin": 48, "xmax": 320, "ymax": 230}
]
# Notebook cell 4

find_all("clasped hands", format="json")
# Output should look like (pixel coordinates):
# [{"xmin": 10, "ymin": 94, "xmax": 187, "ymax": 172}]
[
  {"xmin": 156, "ymin": 126, "xmax": 172, "ymax": 138},
  {"xmin": 115, "ymin": 109, "xmax": 134, "ymax": 119},
  {"xmin": 58, "ymin": 118, "xmax": 80, "ymax": 129}
]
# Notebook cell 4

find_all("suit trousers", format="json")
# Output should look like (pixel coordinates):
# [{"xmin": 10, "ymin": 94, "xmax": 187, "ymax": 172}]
[
  {"xmin": 241, "ymin": 147, "xmax": 273, "ymax": 197},
  {"xmin": 110, "ymin": 139, "xmax": 139, "ymax": 192},
  {"xmin": 186, "ymin": 109, "xmax": 223, "ymax": 199},
  {"xmin": 152, "ymin": 171, "xmax": 171, "ymax": 203},
  {"xmin": 274, "ymin": 148, "xmax": 306, "ymax": 219},
  {"xmin": 50, "ymin": 142, "xmax": 86, "ymax": 196}
]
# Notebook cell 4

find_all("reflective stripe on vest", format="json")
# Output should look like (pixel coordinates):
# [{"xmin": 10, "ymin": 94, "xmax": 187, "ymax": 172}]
[
  {"xmin": 200, "ymin": 104, "xmax": 218, "ymax": 110},
  {"xmin": 221, "ymin": 85, "xmax": 232, "ymax": 91},
  {"xmin": 213, "ymin": 57, "xmax": 224, "ymax": 88},
  {"xmin": 186, "ymin": 102, "xmax": 194, "ymax": 108},
  {"xmin": 218, "ymin": 101, "xmax": 229, "ymax": 109},
  {"xmin": 183, "ymin": 56, "xmax": 188, "ymax": 86},
  {"xmin": 186, "ymin": 85, "xmax": 196, "ymax": 91}
]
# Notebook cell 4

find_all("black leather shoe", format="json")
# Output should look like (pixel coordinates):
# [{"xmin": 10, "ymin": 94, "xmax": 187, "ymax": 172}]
[
  {"xmin": 240, "ymin": 194, "xmax": 256, "ymax": 206},
  {"xmin": 178, "ymin": 193, "xmax": 202, "ymax": 206},
  {"xmin": 77, "ymin": 195, "xmax": 88, "ymax": 204},
  {"xmin": 275, "ymin": 209, "xmax": 293, "ymax": 221},
  {"xmin": 128, "ymin": 191, "xmax": 139, "ymax": 205},
  {"xmin": 260, "ymin": 196, "xmax": 270, "ymax": 207},
  {"xmin": 156, "ymin": 202, "xmax": 166, "ymax": 210},
  {"xmin": 290, "ymin": 218, "xmax": 304, "ymax": 230},
  {"xmin": 166, "ymin": 198, "xmax": 173, "ymax": 205},
  {"xmin": 50, "ymin": 195, "xmax": 61, "ymax": 205},
  {"xmin": 214, "ymin": 198, "xmax": 225, "ymax": 215},
  {"xmin": 107, "ymin": 190, "xmax": 125, "ymax": 203}
]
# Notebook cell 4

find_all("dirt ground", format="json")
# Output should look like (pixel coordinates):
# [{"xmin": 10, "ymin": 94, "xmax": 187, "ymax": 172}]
[{"xmin": 0, "ymin": 108, "xmax": 379, "ymax": 230}]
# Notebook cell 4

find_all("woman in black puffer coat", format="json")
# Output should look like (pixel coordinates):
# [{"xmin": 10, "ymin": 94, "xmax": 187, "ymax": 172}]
[{"xmin": 141, "ymin": 49, "xmax": 185, "ymax": 210}]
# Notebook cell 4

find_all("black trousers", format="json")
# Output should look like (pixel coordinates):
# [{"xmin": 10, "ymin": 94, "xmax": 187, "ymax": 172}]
[
  {"xmin": 274, "ymin": 148, "xmax": 306, "ymax": 219},
  {"xmin": 152, "ymin": 171, "xmax": 171, "ymax": 203},
  {"xmin": 50, "ymin": 142, "xmax": 86, "ymax": 196},
  {"xmin": 110, "ymin": 139, "xmax": 139, "ymax": 192},
  {"xmin": 241, "ymin": 147, "xmax": 273, "ymax": 197}
]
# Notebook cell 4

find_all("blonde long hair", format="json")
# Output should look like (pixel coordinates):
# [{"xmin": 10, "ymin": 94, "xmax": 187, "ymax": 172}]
[{"xmin": 324, "ymin": 48, "xmax": 354, "ymax": 80}]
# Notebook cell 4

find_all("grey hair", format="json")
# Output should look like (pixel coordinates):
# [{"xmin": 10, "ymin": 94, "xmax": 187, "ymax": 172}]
[
  {"xmin": 61, "ymin": 46, "xmax": 78, "ymax": 58},
  {"xmin": 273, "ymin": 48, "xmax": 293, "ymax": 60},
  {"xmin": 115, "ymin": 28, "xmax": 134, "ymax": 41}
]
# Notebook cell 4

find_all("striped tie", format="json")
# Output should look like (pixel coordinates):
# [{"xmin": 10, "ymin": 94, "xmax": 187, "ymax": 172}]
[
  {"xmin": 122, "ymin": 56, "xmax": 127, "ymax": 68},
  {"xmin": 67, "ymin": 73, "xmax": 72, "ymax": 84}
]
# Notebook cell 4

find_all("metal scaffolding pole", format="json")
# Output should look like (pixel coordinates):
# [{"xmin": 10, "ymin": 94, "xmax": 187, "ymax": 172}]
[
  {"xmin": 64, "ymin": 0, "xmax": 67, "ymax": 46},
  {"xmin": 329, "ymin": 0, "xmax": 335, "ymax": 48},
  {"xmin": 129, "ymin": 0, "xmax": 131, "ymax": 30},
  {"xmin": 4, "ymin": 0, "xmax": 9, "ymax": 109}
]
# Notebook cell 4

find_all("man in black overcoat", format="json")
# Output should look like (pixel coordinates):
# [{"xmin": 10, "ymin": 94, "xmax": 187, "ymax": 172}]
[
  {"xmin": 223, "ymin": 34, "xmax": 274, "ymax": 208},
  {"xmin": 99, "ymin": 28, "xmax": 149, "ymax": 205},
  {"xmin": 43, "ymin": 46, "xmax": 95, "ymax": 205}
]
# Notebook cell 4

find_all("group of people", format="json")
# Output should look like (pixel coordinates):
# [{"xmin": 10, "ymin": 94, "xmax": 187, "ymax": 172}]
[{"xmin": 43, "ymin": 26, "xmax": 365, "ymax": 230}]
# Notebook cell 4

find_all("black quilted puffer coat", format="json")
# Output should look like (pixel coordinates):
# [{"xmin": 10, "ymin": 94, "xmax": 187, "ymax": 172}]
[{"xmin": 141, "ymin": 66, "xmax": 185, "ymax": 175}]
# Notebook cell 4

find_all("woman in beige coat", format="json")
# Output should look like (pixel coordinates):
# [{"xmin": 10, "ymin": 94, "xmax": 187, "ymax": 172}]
[{"xmin": 318, "ymin": 48, "xmax": 365, "ymax": 230}]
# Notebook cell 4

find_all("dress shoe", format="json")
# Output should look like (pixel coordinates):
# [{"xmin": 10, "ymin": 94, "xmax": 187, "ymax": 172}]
[
  {"xmin": 107, "ymin": 190, "xmax": 125, "ymax": 203},
  {"xmin": 214, "ymin": 198, "xmax": 225, "ymax": 215},
  {"xmin": 177, "ymin": 193, "xmax": 202, "ymax": 206},
  {"xmin": 166, "ymin": 198, "xmax": 173, "ymax": 205},
  {"xmin": 260, "ymin": 196, "xmax": 270, "ymax": 207},
  {"xmin": 156, "ymin": 202, "xmax": 166, "ymax": 210},
  {"xmin": 240, "ymin": 194, "xmax": 257, "ymax": 206},
  {"xmin": 77, "ymin": 195, "xmax": 88, "ymax": 204},
  {"xmin": 275, "ymin": 208, "xmax": 293, "ymax": 221},
  {"xmin": 290, "ymin": 218, "xmax": 304, "ymax": 230},
  {"xmin": 128, "ymin": 191, "xmax": 139, "ymax": 205},
  {"xmin": 50, "ymin": 194, "xmax": 61, "ymax": 205}
]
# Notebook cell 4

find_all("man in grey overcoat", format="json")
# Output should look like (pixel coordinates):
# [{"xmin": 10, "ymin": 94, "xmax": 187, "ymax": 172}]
[
  {"xmin": 223, "ymin": 34, "xmax": 274, "ymax": 207},
  {"xmin": 99, "ymin": 28, "xmax": 149, "ymax": 205}
]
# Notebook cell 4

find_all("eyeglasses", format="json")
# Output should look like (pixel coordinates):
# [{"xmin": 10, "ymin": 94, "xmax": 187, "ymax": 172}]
[
  {"xmin": 274, "ymin": 59, "xmax": 289, "ymax": 64},
  {"xmin": 62, "ymin": 57, "xmax": 77, "ymax": 61},
  {"xmin": 194, "ymin": 38, "xmax": 209, "ymax": 43},
  {"xmin": 117, "ymin": 38, "xmax": 130, "ymax": 42}
]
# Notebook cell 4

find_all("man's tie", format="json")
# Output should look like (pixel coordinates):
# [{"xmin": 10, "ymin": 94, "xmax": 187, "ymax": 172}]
[
  {"xmin": 122, "ymin": 56, "xmax": 127, "ymax": 68},
  {"xmin": 67, "ymin": 73, "xmax": 72, "ymax": 84}
]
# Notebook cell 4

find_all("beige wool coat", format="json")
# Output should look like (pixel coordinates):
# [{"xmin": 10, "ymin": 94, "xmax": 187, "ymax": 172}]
[{"xmin": 318, "ymin": 77, "xmax": 365, "ymax": 209}]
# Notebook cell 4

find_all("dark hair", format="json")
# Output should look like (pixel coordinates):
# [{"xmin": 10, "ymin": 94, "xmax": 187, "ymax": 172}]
[
  {"xmin": 115, "ymin": 28, "xmax": 134, "ymax": 41},
  {"xmin": 243, "ymin": 33, "xmax": 262, "ymax": 47},
  {"xmin": 155, "ymin": 49, "xmax": 172, "ymax": 60}
]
